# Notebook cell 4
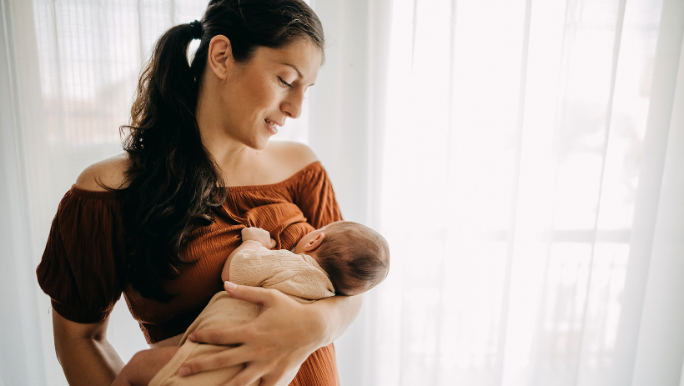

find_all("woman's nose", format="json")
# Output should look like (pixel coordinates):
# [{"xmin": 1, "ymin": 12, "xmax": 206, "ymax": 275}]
[{"xmin": 281, "ymin": 92, "xmax": 304, "ymax": 119}]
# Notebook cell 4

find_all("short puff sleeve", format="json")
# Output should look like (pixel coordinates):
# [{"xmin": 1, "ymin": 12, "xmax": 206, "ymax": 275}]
[
  {"xmin": 294, "ymin": 163, "xmax": 343, "ymax": 229},
  {"xmin": 36, "ymin": 187, "xmax": 126, "ymax": 323}
]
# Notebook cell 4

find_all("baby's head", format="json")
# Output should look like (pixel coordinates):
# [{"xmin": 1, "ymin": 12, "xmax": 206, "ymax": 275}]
[{"xmin": 293, "ymin": 221, "xmax": 390, "ymax": 296}]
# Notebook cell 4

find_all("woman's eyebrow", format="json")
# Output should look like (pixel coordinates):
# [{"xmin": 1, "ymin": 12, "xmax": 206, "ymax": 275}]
[
  {"xmin": 280, "ymin": 62, "xmax": 303, "ymax": 79},
  {"xmin": 278, "ymin": 62, "xmax": 315, "ymax": 87}
]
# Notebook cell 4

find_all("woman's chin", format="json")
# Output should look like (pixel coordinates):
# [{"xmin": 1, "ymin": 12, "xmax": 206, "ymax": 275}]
[{"xmin": 250, "ymin": 137, "xmax": 271, "ymax": 151}]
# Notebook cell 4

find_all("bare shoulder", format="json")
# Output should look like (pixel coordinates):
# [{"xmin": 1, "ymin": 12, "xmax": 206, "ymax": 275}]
[
  {"xmin": 266, "ymin": 141, "xmax": 318, "ymax": 174},
  {"xmin": 75, "ymin": 153, "xmax": 129, "ymax": 191}
]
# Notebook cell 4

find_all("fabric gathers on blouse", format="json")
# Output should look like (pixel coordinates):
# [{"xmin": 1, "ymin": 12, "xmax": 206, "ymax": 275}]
[{"xmin": 36, "ymin": 161, "xmax": 343, "ymax": 385}]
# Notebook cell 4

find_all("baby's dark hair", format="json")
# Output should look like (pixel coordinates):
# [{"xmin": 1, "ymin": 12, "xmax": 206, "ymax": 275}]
[{"xmin": 315, "ymin": 221, "xmax": 390, "ymax": 296}]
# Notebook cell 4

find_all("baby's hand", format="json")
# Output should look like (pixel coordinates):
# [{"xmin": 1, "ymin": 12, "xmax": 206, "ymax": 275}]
[{"xmin": 241, "ymin": 227, "xmax": 277, "ymax": 249}]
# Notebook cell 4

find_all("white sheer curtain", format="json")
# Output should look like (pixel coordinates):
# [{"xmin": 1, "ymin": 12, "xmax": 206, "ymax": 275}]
[
  {"xmin": 1, "ymin": 0, "xmax": 683, "ymax": 385},
  {"xmin": 365, "ymin": 0, "xmax": 684, "ymax": 385}
]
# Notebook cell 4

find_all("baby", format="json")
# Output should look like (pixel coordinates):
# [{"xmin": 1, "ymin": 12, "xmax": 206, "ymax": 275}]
[{"xmin": 113, "ymin": 220, "xmax": 390, "ymax": 386}]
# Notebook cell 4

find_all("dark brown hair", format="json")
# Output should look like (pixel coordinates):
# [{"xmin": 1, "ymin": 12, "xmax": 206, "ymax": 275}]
[
  {"xmin": 315, "ymin": 222, "xmax": 390, "ymax": 296},
  {"xmin": 116, "ymin": 0, "xmax": 324, "ymax": 301}
]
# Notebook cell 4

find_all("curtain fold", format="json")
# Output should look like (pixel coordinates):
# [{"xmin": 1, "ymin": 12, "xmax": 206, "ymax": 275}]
[
  {"xmin": 629, "ymin": 0, "xmax": 684, "ymax": 383},
  {"xmin": 367, "ymin": 0, "xmax": 684, "ymax": 385},
  {"xmin": 0, "ymin": 0, "xmax": 49, "ymax": 384}
]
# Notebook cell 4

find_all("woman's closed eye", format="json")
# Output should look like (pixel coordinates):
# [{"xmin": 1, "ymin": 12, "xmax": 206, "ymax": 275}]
[{"xmin": 278, "ymin": 77, "xmax": 293, "ymax": 88}]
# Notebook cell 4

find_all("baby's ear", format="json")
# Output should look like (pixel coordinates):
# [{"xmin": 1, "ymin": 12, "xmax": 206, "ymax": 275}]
[{"xmin": 304, "ymin": 232, "xmax": 326, "ymax": 252}]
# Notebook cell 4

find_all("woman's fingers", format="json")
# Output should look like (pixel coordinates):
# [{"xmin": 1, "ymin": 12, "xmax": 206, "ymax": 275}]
[
  {"xmin": 187, "ymin": 325, "xmax": 246, "ymax": 345},
  {"xmin": 180, "ymin": 345, "xmax": 250, "ymax": 376},
  {"xmin": 224, "ymin": 281, "xmax": 279, "ymax": 307}
]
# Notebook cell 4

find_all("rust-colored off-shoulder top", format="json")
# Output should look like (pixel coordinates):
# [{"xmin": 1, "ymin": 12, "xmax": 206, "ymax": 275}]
[{"xmin": 36, "ymin": 161, "xmax": 343, "ymax": 386}]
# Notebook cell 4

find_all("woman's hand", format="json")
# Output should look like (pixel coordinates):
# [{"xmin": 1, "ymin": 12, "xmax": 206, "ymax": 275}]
[
  {"xmin": 111, "ymin": 346, "xmax": 180, "ymax": 386},
  {"xmin": 179, "ymin": 281, "xmax": 327, "ymax": 386}
]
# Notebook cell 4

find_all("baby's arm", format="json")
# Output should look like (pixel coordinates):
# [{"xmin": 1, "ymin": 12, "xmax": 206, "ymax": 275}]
[
  {"xmin": 111, "ymin": 346, "xmax": 180, "ymax": 386},
  {"xmin": 221, "ymin": 227, "xmax": 276, "ymax": 282}
]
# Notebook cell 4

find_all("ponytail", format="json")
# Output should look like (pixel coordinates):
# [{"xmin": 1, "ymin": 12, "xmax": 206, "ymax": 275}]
[{"xmin": 118, "ymin": 23, "xmax": 225, "ymax": 301}]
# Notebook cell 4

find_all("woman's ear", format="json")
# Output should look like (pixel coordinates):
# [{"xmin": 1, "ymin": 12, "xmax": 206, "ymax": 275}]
[
  {"xmin": 303, "ymin": 232, "xmax": 326, "ymax": 252},
  {"xmin": 207, "ymin": 35, "xmax": 235, "ymax": 80}
]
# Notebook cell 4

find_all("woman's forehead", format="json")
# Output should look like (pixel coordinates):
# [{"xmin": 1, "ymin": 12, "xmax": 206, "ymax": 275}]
[{"xmin": 254, "ymin": 41, "xmax": 323, "ymax": 81}]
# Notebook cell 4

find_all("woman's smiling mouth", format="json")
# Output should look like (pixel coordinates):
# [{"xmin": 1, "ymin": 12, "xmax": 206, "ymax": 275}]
[{"xmin": 265, "ymin": 118, "xmax": 282, "ymax": 134}]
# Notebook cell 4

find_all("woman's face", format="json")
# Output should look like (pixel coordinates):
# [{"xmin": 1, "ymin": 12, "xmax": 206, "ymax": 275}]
[{"xmin": 216, "ymin": 39, "xmax": 323, "ymax": 150}]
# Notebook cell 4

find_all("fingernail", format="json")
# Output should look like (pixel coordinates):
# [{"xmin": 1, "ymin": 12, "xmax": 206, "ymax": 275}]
[
  {"xmin": 179, "ymin": 366, "xmax": 190, "ymax": 376},
  {"xmin": 225, "ymin": 281, "xmax": 237, "ymax": 290},
  {"xmin": 187, "ymin": 334, "xmax": 196, "ymax": 342}
]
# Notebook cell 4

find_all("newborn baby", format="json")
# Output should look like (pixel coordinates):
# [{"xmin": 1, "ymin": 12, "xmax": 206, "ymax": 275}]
[{"xmin": 113, "ymin": 220, "xmax": 390, "ymax": 386}]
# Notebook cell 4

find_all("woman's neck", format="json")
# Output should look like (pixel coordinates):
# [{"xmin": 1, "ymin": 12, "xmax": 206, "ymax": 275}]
[
  {"xmin": 201, "ymin": 130, "xmax": 253, "ymax": 174},
  {"xmin": 196, "ymin": 103, "xmax": 256, "ymax": 178}
]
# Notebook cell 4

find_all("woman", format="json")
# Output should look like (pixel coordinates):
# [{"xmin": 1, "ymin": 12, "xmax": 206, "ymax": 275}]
[{"xmin": 36, "ymin": 0, "xmax": 362, "ymax": 385}]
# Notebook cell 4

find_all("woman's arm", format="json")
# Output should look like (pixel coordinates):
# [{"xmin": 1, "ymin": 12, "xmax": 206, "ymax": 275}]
[
  {"xmin": 178, "ymin": 282, "xmax": 362, "ymax": 386},
  {"xmin": 309, "ymin": 291, "xmax": 364, "ymax": 346},
  {"xmin": 52, "ymin": 309, "xmax": 124, "ymax": 386},
  {"xmin": 45, "ymin": 159, "xmax": 130, "ymax": 385},
  {"xmin": 112, "ymin": 346, "xmax": 180, "ymax": 386}
]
